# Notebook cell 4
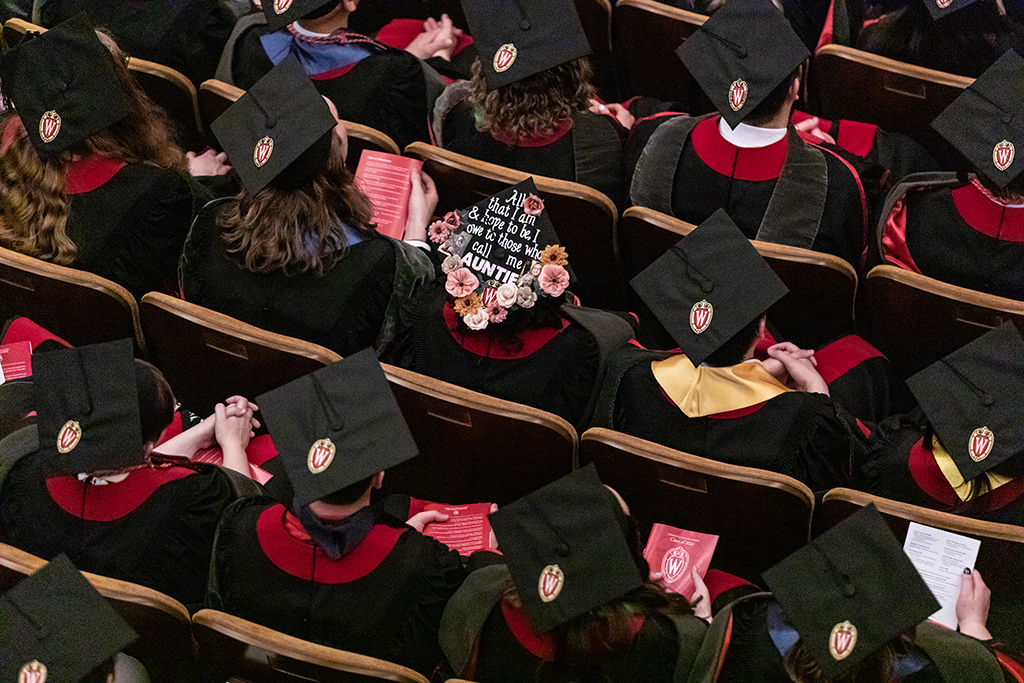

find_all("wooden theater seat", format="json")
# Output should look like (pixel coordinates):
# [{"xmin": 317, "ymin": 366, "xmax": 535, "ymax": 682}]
[
  {"xmin": 192, "ymin": 608, "xmax": 431, "ymax": 683},
  {"xmin": 865, "ymin": 265, "xmax": 1024, "ymax": 377},
  {"xmin": 0, "ymin": 247, "xmax": 144, "ymax": 352},
  {"xmin": 380, "ymin": 364, "xmax": 577, "ymax": 507},
  {"xmin": 127, "ymin": 57, "xmax": 203, "ymax": 144},
  {"xmin": 403, "ymin": 142, "xmax": 625, "ymax": 310},
  {"xmin": 617, "ymin": 207, "xmax": 857, "ymax": 348},
  {"xmin": 139, "ymin": 292, "xmax": 341, "ymax": 416},
  {"xmin": 2, "ymin": 17, "xmax": 42, "ymax": 48},
  {"xmin": 579, "ymin": 428, "xmax": 814, "ymax": 584}
]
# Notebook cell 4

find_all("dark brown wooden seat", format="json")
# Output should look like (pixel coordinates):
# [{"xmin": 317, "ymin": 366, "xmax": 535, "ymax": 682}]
[
  {"xmin": 865, "ymin": 265, "xmax": 1024, "ymax": 378},
  {"xmin": 403, "ymin": 142, "xmax": 625, "ymax": 310},
  {"xmin": 0, "ymin": 246, "xmax": 144, "ymax": 352},
  {"xmin": 818, "ymin": 489, "xmax": 1024, "ymax": 653},
  {"xmin": 192, "ymin": 608, "xmax": 431, "ymax": 683},
  {"xmin": 2, "ymin": 17, "xmax": 42, "ymax": 48},
  {"xmin": 380, "ymin": 364, "xmax": 578, "ymax": 507},
  {"xmin": 579, "ymin": 428, "xmax": 814, "ymax": 584},
  {"xmin": 617, "ymin": 207, "xmax": 857, "ymax": 348},
  {"xmin": 127, "ymin": 57, "xmax": 203, "ymax": 144},
  {"xmin": 613, "ymin": 0, "xmax": 711, "ymax": 110},
  {"xmin": 0, "ymin": 542, "xmax": 199, "ymax": 683},
  {"xmin": 809, "ymin": 44, "xmax": 972, "ymax": 149},
  {"xmin": 139, "ymin": 292, "xmax": 341, "ymax": 416}
]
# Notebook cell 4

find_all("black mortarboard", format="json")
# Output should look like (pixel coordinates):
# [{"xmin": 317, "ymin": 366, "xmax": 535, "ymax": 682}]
[
  {"xmin": 921, "ymin": 0, "xmax": 982, "ymax": 20},
  {"xmin": 211, "ymin": 54, "xmax": 336, "ymax": 194},
  {"xmin": 262, "ymin": 0, "xmax": 338, "ymax": 32},
  {"xmin": 460, "ymin": 0, "xmax": 592, "ymax": 89},
  {"xmin": 905, "ymin": 323, "xmax": 1024, "ymax": 481},
  {"xmin": 0, "ymin": 555, "xmax": 137, "ymax": 683},
  {"xmin": 630, "ymin": 209, "xmax": 788, "ymax": 366},
  {"xmin": 257, "ymin": 348, "xmax": 418, "ymax": 508},
  {"xmin": 33, "ymin": 339, "xmax": 143, "ymax": 474},
  {"xmin": 489, "ymin": 465, "xmax": 643, "ymax": 633},
  {"xmin": 763, "ymin": 505, "xmax": 939, "ymax": 679},
  {"xmin": 932, "ymin": 50, "xmax": 1024, "ymax": 189},
  {"xmin": 0, "ymin": 13, "xmax": 132, "ymax": 156},
  {"xmin": 677, "ymin": 0, "xmax": 809, "ymax": 128}
]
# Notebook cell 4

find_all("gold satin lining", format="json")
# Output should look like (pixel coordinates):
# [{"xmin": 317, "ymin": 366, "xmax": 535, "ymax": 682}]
[
  {"xmin": 931, "ymin": 435, "xmax": 1013, "ymax": 502},
  {"xmin": 651, "ymin": 355, "xmax": 793, "ymax": 418}
]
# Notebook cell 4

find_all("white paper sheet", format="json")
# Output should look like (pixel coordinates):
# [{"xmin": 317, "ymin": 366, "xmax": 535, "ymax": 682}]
[{"xmin": 902, "ymin": 522, "xmax": 981, "ymax": 629}]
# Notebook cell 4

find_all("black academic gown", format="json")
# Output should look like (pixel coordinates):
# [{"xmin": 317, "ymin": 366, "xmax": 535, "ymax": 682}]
[
  {"xmin": 625, "ymin": 114, "xmax": 867, "ymax": 270},
  {"xmin": 206, "ymin": 495, "xmax": 466, "ymax": 677},
  {"xmin": 0, "ymin": 451, "xmax": 235, "ymax": 609},
  {"xmin": 179, "ymin": 200, "xmax": 434, "ymax": 357},
  {"xmin": 879, "ymin": 178, "xmax": 1024, "ymax": 299}
]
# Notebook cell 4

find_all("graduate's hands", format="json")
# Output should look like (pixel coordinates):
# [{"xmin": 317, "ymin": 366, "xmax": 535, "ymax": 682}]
[
  {"xmin": 956, "ymin": 569, "xmax": 992, "ymax": 641},
  {"xmin": 407, "ymin": 509, "xmax": 449, "ymax": 533},
  {"xmin": 690, "ymin": 568, "xmax": 712, "ymax": 622},
  {"xmin": 214, "ymin": 396, "xmax": 260, "ymax": 478},
  {"xmin": 794, "ymin": 116, "xmax": 836, "ymax": 145},
  {"xmin": 406, "ymin": 14, "xmax": 462, "ymax": 61},
  {"xmin": 765, "ymin": 343, "xmax": 829, "ymax": 395},
  {"xmin": 762, "ymin": 342, "xmax": 816, "ymax": 385},
  {"xmin": 187, "ymin": 149, "xmax": 232, "ymax": 177},
  {"xmin": 405, "ymin": 170, "xmax": 438, "ymax": 242},
  {"xmin": 589, "ymin": 99, "xmax": 635, "ymax": 130}
]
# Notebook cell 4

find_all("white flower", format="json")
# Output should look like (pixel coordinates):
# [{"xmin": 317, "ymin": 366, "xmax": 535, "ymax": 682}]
[
  {"xmin": 530, "ymin": 262, "xmax": 542, "ymax": 276},
  {"xmin": 441, "ymin": 254, "xmax": 463, "ymax": 274},
  {"xmin": 517, "ymin": 273, "xmax": 534, "ymax": 287},
  {"xmin": 463, "ymin": 308, "xmax": 490, "ymax": 330},
  {"xmin": 495, "ymin": 282, "xmax": 519, "ymax": 307},
  {"xmin": 517, "ymin": 286, "xmax": 537, "ymax": 308}
]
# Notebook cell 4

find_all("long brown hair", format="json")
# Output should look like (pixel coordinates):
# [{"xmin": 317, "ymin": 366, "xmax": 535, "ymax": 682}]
[
  {"xmin": 0, "ymin": 30, "xmax": 186, "ymax": 265},
  {"xmin": 217, "ymin": 133, "xmax": 376, "ymax": 276},
  {"xmin": 784, "ymin": 631, "xmax": 916, "ymax": 683},
  {"xmin": 468, "ymin": 57, "xmax": 596, "ymax": 142}
]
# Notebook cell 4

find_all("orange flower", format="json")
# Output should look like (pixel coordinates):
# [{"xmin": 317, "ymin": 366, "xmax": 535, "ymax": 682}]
[
  {"xmin": 539, "ymin": 244, "xmax": 568, "ymax": 266},
  {"xmin": 453, "ymin": 292, "xmax": 483, "ymax": 316}
]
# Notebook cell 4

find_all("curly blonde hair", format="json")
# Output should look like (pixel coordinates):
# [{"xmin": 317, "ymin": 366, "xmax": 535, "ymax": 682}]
[
  {"xmin": 0, "ymin": 30, "xmax": 186, "ymax": 265},
  {"xmin": 468, "ymin": 57, "xmax": 596, "ymax": 142}
]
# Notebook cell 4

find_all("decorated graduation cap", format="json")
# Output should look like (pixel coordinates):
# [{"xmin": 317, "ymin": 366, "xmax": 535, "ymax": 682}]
[
  {"xmin": 439, "ymin": 178, "xmax": 574, "ymax": 331},
  {"xmin": 0, "ymin": 554, "xmax": 137, "ymax": 683},
  {"xmin": 262, "ymin": 0, "xmax": 338, "ymax": 32},
  {"xmin": 931, "ymin": 50, "xmax": 1024, "ymax": 189},
  {"xmin": 257, "ymin": 348, "xmax": 418, "ymax": 508},
  {"xmin": 460, "ymin": 0, "xmax": 591, "ymax": 89},
  {"xmin": 33, "ymin": 339, "xmax": 144, "ymax": 474},
  {"xmin": 763, "ymin": 505, "xmax": 939, "ymax": 679},
  {"xmin": 489, "ymin": 464, "xmax": 643, "ymax": 633},
  {"xmin": 677, "ymin": 0, "xmax": 809, "ymax": 129},
  {"xmin": 0, "ymin": 13, "xmax": 132, "ymax": 156},
  {"xmin": 211, "ymin": 54, "xmax": 336, "ymax": 194},
  {"xmin": 921, "ymin": 0, "xmax": 982, "ymax": 20},
  {"xmin": 905, "ymin": 322, "xmax": 1024, "ymax": 481},
  {"xmin": 630, "ymin": 209, "xmax": 788, "ymax": 366}
]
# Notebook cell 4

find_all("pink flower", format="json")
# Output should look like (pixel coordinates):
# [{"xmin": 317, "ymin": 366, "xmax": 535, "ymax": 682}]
[
  {"xmin": 443, "ymin": 211, "xmax": 461, "ymax": 230},
  {"xmin": 463, "ymin": 308, "xmax": 490, "ymax": 330},
  {"xmin": 495, "ymin": 283, "xmax": 518, "ymax": 307},
  {"xmin": 523, "ymin": 193, "xmax": 544, "ymax": 216},
  {"xmin": 427, "ymin": 220, "xmax": 450, "ymax": 244},
  {"xmin": 445, "ymin": 268, "xmax": 479, "ymax": 298},
  {"xmin": 487, "ymin": 303, "xmax": 508, "ymax": 323},
  {"xmin": 538, "ymin": 264, "xmax": 569, "ymax": 297}
]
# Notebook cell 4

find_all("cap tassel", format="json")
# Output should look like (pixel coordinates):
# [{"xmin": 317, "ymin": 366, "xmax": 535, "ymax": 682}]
[
  {"xmin": 700, "ymin": 26, "xmax": 748, "ymax": 58},
  {"xmin": 512, "ymin": 0, "xmax": 531, "ymax": 30},
  {"xmin": 311, "ymin": 374, "xmax": 344, "ymax": 431},
  {"xmin": 250, "ymin": 91, "xmax": 277, "ymax": 129}
]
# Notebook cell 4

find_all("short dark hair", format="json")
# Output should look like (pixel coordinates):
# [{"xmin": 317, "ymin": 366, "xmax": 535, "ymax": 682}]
[
  {"xmin": 744, "ymin": 64, "xmax": 803, "ymax": 127},
  {"xmin": 318, "ymin": 473, "xmax": 377, "ymax": 507},
  {"xmin": 703, "ymin": 315, "xmax": 765, "ymax": 367},
  {"xmin": 135, "ymin": 359, "xmax": 175, "ymax": 444}
]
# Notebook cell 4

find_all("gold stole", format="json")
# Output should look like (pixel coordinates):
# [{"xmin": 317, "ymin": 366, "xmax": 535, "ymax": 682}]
[
  {"xmin": 651, "ymin": 355, "xmax": 793, "ymax": 418},
  {"xmin": 930, "ymin": 436, "xmax": 1013, "ymax": 502}
]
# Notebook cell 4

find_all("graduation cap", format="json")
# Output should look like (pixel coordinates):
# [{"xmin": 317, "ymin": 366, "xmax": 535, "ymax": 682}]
[
  {"xmin": 677, "ymin": 0, "xmax": 809, "ymax": 129},
  {"xmin": 33, "ymin": 339, "xmax": 144, "ymax": 474},
  {"xmin": 921, "ymin": 0, "xmax": 982, "ymax": 21},
  {"xmin": 460, "ymin": 0, "xmax": 592, "ymax": 89},
  {"xmin": 0, "ymin": 554, "xmax": 137, "ymax": 683},
  {"xmin": 489, "ymin": 464, "xmax": 643, "ymax": 633},
  {"xmin": 931, "ymin": 50, "xmax": 1024, "ymax": 189},
  {"xmin": 211, "ymin": 54, "xmax": 337, "ymax": 194},
  {"xmin": 257, "ymin": 348, "xmax": 418, "ymax": 508},
  {"xmin": 262, "ymin": 0, "xmax": 339, "ymax": 32},
  {"xmin": 0, "ymin": 13, "xmax": 132, "ymax": 156},
  {"xmin": 905, "ymin": 322, "xmax": 1024, "ymax": 482},
  {"xmin": 630, "ymin": 209, "xmax": 788, "ymax": 367},
  {"xmin": 762, "ymin": 505, "xmax": 939, "ymax": 679}
]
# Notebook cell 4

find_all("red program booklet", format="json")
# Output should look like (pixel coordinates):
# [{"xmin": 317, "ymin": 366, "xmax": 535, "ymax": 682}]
[
  {"xmin": 0, "ymin": 341, "xmax": 32, "ymax": 384},
  {"xmin": 422, "ymin": 502, "xmax": 493, "ymax": 555},
  {"xmin": 643, "ymin": 523, "xmax": 719, "ymax": 599},
  {"xmin": 353, "ymin": 151, "xmax": 423, "ymax": 239}
]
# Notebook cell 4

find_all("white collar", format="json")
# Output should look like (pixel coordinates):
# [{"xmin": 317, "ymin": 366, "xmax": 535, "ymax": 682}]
[
  {"xmin": 76, "ymin": 472, "xmax": 131, "ymax": 485},
  {"xmin": 292, "ymin": 22, "xmax": 330, "ymax": 38},
  {"xmin": 717, "ymin": 118, "xmax": 788, "ymax": 149}
]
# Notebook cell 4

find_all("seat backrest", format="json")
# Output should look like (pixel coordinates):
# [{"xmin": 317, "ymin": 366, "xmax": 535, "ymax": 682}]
[
  {"xmin": 139, "ymin": 292, "xmax": 341, "ymax": 416},
  {"xmin": 128, "ymin": 57, "xmax": 203, "ymax": 139},
  {"xmin": 192, "ymin": 608, "xmax": 431, "ymax": 683},
  {"xmin": 617, "ymin": 207, "xmax": 857, "ymax": 348},
  {"xmin": 809, "ymin": 44, "xmax": 972, "ymax": 148},
  {"xmin": 865, "ymin": 265, "xmax": 1024, "ymax": 377},
  {"xmin": 613, "ymin": 0, "xmax": 711, "ymax": 110},
  {"xmin": 197, "ymin": 78, "xmax": 244, "ymax": 134},
  {"xmin": 0, "ymin": 543, "xmax": 198, "ymax": 683},
  {"xmin": 0, "ymin": 247, "xmax": 144, "ymax": 352},
  {"xmin": 818, "ymin": 488, "xmax": 1024, "ymax": 653},
  {"xmin": 2, "ymin": 17, "xmax": 42, "ymax": 49},
  {"xmin": 579, "ymin": 428, "xmax": 814, "ymax": 583},
  {"xmin": 380, "ymin": 364, "xmax": 578, "ymax": 506},
  {"xmin": 403, "ymin": 142, "xmax": 624, "ymax": 310}
]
